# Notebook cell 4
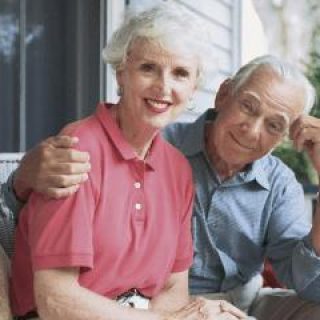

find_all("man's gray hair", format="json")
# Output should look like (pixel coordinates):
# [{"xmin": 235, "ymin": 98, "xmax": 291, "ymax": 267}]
[
  {"xmin": 102, "ymin": 1, "xmax": 213, "ymax": 88},
  {"xmin": 230, "ymin": 55, "xmax": 316, "ymax": 114}
]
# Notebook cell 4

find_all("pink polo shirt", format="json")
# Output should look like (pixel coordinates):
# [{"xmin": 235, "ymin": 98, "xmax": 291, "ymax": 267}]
[{"xmin": 10, "ymin": 103, "xmax": 194, "ymax": 316}]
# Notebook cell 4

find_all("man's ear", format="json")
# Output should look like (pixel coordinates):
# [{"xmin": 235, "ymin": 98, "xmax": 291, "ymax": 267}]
[{"xmin": 214, "ymin": 79, "xmax": 232, "ymax": 111}]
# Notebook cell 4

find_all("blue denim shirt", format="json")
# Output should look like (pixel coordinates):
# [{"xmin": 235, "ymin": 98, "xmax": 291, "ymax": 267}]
[{"xmin": 164, "ymin": 109, "xmax": 320, "ymax": 302}]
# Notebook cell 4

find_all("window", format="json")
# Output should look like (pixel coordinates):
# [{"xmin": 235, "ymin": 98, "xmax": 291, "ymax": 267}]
[{"xmin": 0, "ymin": 0, "xmax": 124, "ymax": 152}]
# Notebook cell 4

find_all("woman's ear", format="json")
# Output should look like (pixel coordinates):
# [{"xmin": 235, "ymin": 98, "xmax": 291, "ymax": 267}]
[
  {"xmin": 214, "ymin": 79, "xmax": 232, "ymax": 111},
  {"xmin": 116, "ymin": 69, "xmax": 123, "ymax": 88}
]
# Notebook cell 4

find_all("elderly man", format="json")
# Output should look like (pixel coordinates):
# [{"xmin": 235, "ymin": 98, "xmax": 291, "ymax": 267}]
[{"xmin": 3, "ymin": 55, "xmax": 320, "ymax": 319}]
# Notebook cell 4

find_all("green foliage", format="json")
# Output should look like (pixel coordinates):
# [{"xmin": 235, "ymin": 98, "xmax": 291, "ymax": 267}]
[{"xmin": 308, "ymin": 52, "xmax": 320, "ymax": 118}]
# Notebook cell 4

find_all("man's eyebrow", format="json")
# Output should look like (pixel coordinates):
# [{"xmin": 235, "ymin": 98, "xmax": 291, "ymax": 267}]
[
  {"xmin": 241, "ymin": 90, "xmax": 291, "ymax": 124},
  {"xmin": 273, "ymin": 113, "xmax": 290, "ymax": 124},
  {"xmin": 241, "ymin": 91, "xmax": 261, "ymax": 103}
]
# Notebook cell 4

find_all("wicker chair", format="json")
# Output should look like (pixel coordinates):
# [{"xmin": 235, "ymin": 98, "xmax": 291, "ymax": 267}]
[{"xmin": 0, "ymin": 153, "xmax": 24, "ymax": 184}]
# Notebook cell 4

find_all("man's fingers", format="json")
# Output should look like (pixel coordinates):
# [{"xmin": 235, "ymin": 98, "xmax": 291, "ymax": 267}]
[
  {"xmin": 39, "ymin": 148, "xmax": 90, "ymax": 165},
  {"xmin": 47, "ymin": 135, "xmax": 79, "ymax": 148},
  {"xmin": 44, "ymin": 136, "xmax": 90, "ymax": 162},
  {"xmin": 43, "ymin": 174, "xmax": 88, "ymax": 188},
  {"xmin": 69, "ymin": 149, "xmax": 90, "ymax": 162},
  {"xmin": 290, "ymin": 115, "xmax": 320, "ymax": 149},
  {"xmin": 293, "ymin": 127, "xmax": 320, "ymax": 152},
  {"xmin": 44, "ymin": 185, "xmax": 81, "ymax": 199},
  {"xmin": 53, "ymin": 162, "xmax": 91, "ymax": 175}
]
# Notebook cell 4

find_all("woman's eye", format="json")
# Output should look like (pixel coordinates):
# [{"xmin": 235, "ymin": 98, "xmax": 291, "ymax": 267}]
[
  {"xmin": 174, "ymin": 68, "xmax": 190, "ymax": 78},
  {"xmin": 140, "ymin": 63, "xmax": 155, "ymax": 72}
]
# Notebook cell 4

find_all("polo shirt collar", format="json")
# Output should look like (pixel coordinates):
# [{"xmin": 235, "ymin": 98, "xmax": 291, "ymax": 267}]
[{"xmin": 95, "ymin": 103, "xmax": 163, "ymax": 170}]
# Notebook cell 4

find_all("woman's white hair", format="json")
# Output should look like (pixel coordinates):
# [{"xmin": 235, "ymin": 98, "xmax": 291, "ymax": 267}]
[
  {"xmin": 230, "ymin": 55, "xmax": 316, "ymax": 114},
  {"xmin": 102, "ymin": 1, "xmax": 213, "ymax": 88}
]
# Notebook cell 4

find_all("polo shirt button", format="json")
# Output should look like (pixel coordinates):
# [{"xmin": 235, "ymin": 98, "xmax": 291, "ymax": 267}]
[
  {"xmin": 135, "ymin": 203, "xmax": 142, "ymax": 210},
  {"xmin": 134, "ymin": 182, "xmax": 141, "ymax": 189}
]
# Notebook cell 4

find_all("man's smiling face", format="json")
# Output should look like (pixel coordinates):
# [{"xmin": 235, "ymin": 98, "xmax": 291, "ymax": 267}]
[{"xmin": 209, "ymin": 67, "xmax": 306, "ymax": 168}]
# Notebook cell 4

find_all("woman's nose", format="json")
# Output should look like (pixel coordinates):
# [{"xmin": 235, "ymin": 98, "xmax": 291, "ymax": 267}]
[{"xmin": 154, "ymin": 72, "xmax": 171, "ymax": 95}]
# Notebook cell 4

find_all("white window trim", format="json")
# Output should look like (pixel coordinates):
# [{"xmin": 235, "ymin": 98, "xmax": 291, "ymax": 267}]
[{"xmin": 100, "ymin": 0, "xmax": 125, "ymax": 103}]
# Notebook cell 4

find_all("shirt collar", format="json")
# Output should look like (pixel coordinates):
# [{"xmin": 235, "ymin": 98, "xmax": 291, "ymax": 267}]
[
  {"xmin": 237, "ymin": 157, "xmax": 270, "ymax": 190},
  {"xmin": 95, "ymin": 103, "xmax": 162, "ymax": 171}
]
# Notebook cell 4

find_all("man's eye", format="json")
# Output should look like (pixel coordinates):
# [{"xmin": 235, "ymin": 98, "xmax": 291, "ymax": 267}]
[
  {"xmin": 240, "ymin": 101, "xmax": 255, "ymax": 115},
  {"xmin": 140, "ymin": 63, "xmax": 155, "ymax": 72},
  {"xmin": 267, "ymin": 120, "xmax": 286, "ymax": 135}
]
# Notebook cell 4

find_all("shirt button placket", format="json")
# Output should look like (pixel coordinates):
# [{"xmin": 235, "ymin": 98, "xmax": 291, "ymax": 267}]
[
  {"xmin": 135, "ymin": 203, "xmax": 142, "ymax": 210},
  {"xmin": 134, "ymin": 182, "xmax": 141, "ymax": 189},
  {"xmin": 133, "ymin": 179, "xmax": 145, "ymax": 222}
]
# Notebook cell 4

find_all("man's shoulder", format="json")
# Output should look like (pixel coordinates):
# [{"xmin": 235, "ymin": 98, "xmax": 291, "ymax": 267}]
[
  {"xmin": 162, "ymin": 121, "xmax": 198, "ymax": 154},
  {"xmin": 156, "ymin": 135, "xmax": 193, "ymax": 184}
]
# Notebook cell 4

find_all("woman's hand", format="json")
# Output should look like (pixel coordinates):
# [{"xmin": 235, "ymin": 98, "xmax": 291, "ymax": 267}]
[
  {"xmin": 163, "ymin": 297, "xmax": 247, "ymax": 320},
  {"xmin": 163, "ymin": 299, "xmax": 205, "ymax": 320},
  {"xmin": 196, "ymin": 298, "xmax": 247, "ymax": 320},
  {"xmin": 13, "ymin": 135, "xmax": 91, "ymax": 200}
]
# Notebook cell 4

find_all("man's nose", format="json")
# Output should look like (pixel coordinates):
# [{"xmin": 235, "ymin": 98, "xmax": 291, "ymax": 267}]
[{"xmin": 241, "ymin": 118, "xmax": 263, "ymax": 139}]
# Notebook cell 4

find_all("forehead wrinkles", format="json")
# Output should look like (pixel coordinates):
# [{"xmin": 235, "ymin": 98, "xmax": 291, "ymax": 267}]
[
  {"xmin": 242, "ymin": 90, "xmax": 291, "ymax": 125},
  {"xmin": 238, "ymin": 71, "xmax": 305, "ymax": 121}
]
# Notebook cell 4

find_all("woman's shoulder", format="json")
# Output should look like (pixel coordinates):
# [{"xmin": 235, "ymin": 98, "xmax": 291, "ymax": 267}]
[{"xmin": 59, "ymin": 114, "xmax": 105, "ymax": 151}]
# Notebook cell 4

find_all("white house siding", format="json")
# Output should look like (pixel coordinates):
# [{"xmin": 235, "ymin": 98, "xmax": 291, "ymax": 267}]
[{"xmin": 127, "ymin": 0, "xmax": 242, "ymax": 122}]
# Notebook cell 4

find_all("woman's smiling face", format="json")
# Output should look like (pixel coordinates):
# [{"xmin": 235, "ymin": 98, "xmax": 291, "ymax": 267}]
[{"xmin": 116, "ymin": 38, "xmax": 199, "ymax": 130}]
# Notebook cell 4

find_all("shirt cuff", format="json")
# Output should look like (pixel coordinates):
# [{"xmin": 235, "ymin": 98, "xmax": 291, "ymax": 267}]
[
  {"xmin": 292, "ymin": 234, "xmax": 320, "ymax": 291},
  {"xmin": 303, "ymin": 233, "xmax": 320, "ymax": 256},
  {"xmin": 1, "ymin": 172, "xmax": 24, "ymax": 220}
]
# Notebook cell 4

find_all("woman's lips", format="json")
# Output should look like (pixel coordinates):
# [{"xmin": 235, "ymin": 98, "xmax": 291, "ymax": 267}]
[{"xmin": 145, "ymin": 98, "xmax": 172, "ymax": 114}]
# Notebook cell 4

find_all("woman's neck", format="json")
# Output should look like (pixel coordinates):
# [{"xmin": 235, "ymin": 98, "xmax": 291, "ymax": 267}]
[{"xmin": 111, "ymin": 104, "xmax": 157, "ymax": 160}]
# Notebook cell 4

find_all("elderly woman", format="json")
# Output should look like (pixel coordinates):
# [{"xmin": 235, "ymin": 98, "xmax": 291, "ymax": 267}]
[{"xmin": 10, "ymin": 3, "xmax": 209, "ymax": 320}]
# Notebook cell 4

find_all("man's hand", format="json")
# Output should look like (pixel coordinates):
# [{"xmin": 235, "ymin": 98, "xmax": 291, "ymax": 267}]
[
  {"xmin": 13, "ymin": 136, "xmax": 91, "ymax": 200},
  {"xmin": 290, "ymin": 115, "xmax": 320, "ymax": 173},
  {"xmin": 291, "ymin": 116, "xmax": 320, "ymax": 255}
]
